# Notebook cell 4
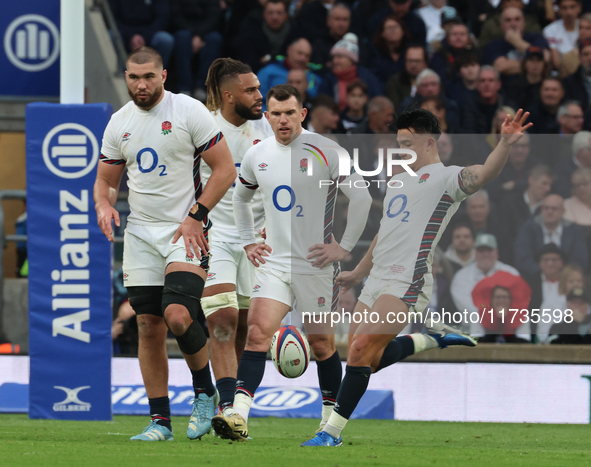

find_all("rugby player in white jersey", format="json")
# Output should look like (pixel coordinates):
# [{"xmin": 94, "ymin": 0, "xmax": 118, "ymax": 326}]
[
  {"xmin": 200, "ymin": 58, "xmax": 273, "ymax": 414},
  {"xmin": 301, "ymin": 107, "xmax": 532, "ymax": 446},
  {"xmin": 210, "ymin": 85, "xmax": 373, "ymax": 440},
  {"xmin": 94, "ymin": 47, "xmax": 236, "ymax": 441}
]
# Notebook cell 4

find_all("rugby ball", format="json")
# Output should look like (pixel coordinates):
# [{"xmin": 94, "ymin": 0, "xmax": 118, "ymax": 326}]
[{"xmin": 270, "ymin": 326, "xmax": 311, "ymax": 378}]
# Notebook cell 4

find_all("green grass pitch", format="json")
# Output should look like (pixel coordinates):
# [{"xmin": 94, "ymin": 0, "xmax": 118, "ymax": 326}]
[{"xmin": 1, "ymin": 414, "xmax": 590, "ymax": 467}]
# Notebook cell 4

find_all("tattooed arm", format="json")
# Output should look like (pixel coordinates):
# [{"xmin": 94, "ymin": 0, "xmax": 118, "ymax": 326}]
[{"xmin": 461, "ymin": 109, "xmax": 533, "ymax": 194}]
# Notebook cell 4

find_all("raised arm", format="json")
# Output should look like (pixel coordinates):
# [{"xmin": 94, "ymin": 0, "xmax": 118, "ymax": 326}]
[
  {"xmin": 460, "ymin": 109, "xmax": 532, "ymax": 194},
  {"xmin": 94, "ymin": 162, "xmax": 125, "ymax": 242}
]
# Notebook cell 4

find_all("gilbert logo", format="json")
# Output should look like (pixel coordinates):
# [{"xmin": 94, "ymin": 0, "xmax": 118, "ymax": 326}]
[{"xmin": 53, "ymin": 386, "xmax": 91, "ymax": 412}]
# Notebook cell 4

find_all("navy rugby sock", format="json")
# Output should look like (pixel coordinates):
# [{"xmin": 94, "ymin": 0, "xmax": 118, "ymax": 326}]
[
  {"xmin": 316, "ymin": 351, "xmax": 342, "ymax": 407},
  {"xmin": 333, "ymin": 365, "xmax": 372, "ymax": 420},
  {"xmin": 216, "ymin": 377, "xmax": 236, "ymax": 410},
  {"xmin": 191, "ymin": 364, "xmax": 216, "ymax": 398},
  {"xmin": 235, "ymin": 350, "xmax": 267, "ymax": 398},
  {"xmin": 149, "ymin": 396, "xmax": 172, "ymax": 430},
  {"xmin": 375, "ymin": 335, "xmax": 415, "ymax": 372}
]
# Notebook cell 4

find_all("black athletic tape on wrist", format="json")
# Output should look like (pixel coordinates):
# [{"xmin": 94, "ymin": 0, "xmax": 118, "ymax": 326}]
[{"xmin": 188, "ymin": 202, "xmax": 209, "ymax": 222}]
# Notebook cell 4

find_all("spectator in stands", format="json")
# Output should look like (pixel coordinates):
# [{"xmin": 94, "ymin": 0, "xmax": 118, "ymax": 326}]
[
  {"xmin": 385, "ymin": 45, "xmax": 428, "ymax": 111},
  {"xmin": 549, "ymin": 287, "xmax": 591, "ymax": 344},
  {"xmin": 478, "ymin": 0, "xmax": 543, "ymax": 50},
  {"xmin": 445, "ymin": 51, "xmax": 480, "ymax": 108},
  {"xmin": 310, "ymin": 3, "xmax": 352, "ymax": 67},
  {"xmin": 461, "ymin": 66, "xmax": 510, "ymax": 134},
  {"xmin": 286, "ymin": 69, "xmax": 313, "ymax": 127},
  {"xmin": 171, "ymin": 0, "xmax": 222, "ymax": 100},
  {"xmin": 317, "ymin": 33, "xmax": 383, "ymax": 111},
  {"xmin": 564, "ymin": 167, "xmax": 591, "ymax": 225},
  {"xmin": 471, "ymin": 271, "xmax": 532, "ymax": 343},
  {"xmin": 109, "ymin": 0, "xmax": 174, "ymax": 67},
  {"xmin": 496, "ymin": 164, "xmax": 554, "ymax": 242},
  {"xmin": 553, "ymin": 131, "xmax": 591, "ymax": 198},
  {"xmin": 430, "ymin": 22, "xmax": 475, "ymax": 88},
  {"xmin": 525, "ymin": 243, "xmax": 568, "ymax": 343},
  {"xmin": 562, "ymin": 13, "xmax": 591, "ymax": 77},
  {"xmin": 416, "ymin": 0, "xmax": 450, "ymax": 45},
  {"xmin": 528, "ymin": 78, "xmax": 565, "ymax": 134},
  {"xmin": 487, "ymin": 132, "xmax": 542, "ymax": 203},
  {"xmin": 368, "ymin": 16, "xmax": 409, "ymax": 86},
  {"xmin": 437, "ymin": 131, "xmax": 457, "ymax": 164},
  {"xmin": 558, "ymin": 101, "xmax": 585, "ymax": 135},
  {"xmin": 559, "ymin": 263, "xmax": 586, "ymax": 299},
  {"xmin": 351, "ymin": 96, "xmax": 395, "ymax": 135},
  {"xmin": 484, "ymin": 7, "xmax": 549, "ymax": 81},
  {"xmin": 297, "ymin": 0, "xmax": 344, "ymax": 44},
  {"xmin": 564, "ymin": 39, "xmax": 591, "ymax": 113},
  {"xmin": 366, "ymin": 0, "xmax": 427, "ymax": 47},
  {"xmin": 462, "ymin": 189, "xmax": 513, "ymax": 263},
  {"xmin": 420, "ymin": 96, "xmax": 458, "ymax": 133},
  {"xmin": 258, "ymin": 38, "xmax": 321, "ymax": 109},
  {"xmin": 504, "ymin": 46, "xmax": 549, "ymax": 110},
  {"xmin": 543, "ymin": 0, "xmax": 582, "ymax": 76},
  {"xmin": 451, "ymin": 233, "xmax": 521, "ymax": 333},
  {"xmin": 235, "ymin": 0, "xmax": 294, "ymax": 72},
  {"xmin": 307, "ymin": 95, "xmax": 340, "ymax": 134},
  {"xmin": 514, "ymin": 193, "xmax": 588, "ymax": 275},
  {"xmin": 444, "ymin": 222, "xmax": 476, "ymax": 273},
  {"xmin": 337, "ymin": 80, "xmax": 369, "ymax": 133}
]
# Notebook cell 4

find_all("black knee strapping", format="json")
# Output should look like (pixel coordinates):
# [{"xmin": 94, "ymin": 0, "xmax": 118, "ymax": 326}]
[
  {"xmin": 175, "ymin": 319, "xmax": 207, "ymax": 355},
  {"xmin": 162, "ymin": 272, "xmax": 207, "ymax": 355},
  {"xmin": 161, "ymin": 271, "xmax": 205, "ymax": 319},
  {"xmin": 127, "ymin": 286, "xmax": 163, "ymax": 316}
]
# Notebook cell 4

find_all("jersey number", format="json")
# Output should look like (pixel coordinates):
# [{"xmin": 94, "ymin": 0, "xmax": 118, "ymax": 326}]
[
  {"xmin": 273, "ymin": 185, "xmax": 303, "ymax": 217},
  {"xmin": 386, "ymin": 194, "xmax": 410, "ymax": 222},
  {"xmin": 137, "ymin": 148, "xmax": 167, "ymax": 176}
]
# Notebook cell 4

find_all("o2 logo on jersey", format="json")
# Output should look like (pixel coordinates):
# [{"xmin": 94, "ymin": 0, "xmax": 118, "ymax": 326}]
[
  {"xmin": 4, "ymin": 14, "xmax": 60, "ymax": 72},
  {"xmin": 386, "ymin": 194, "xmax": 410, "ymax": 222},
  {"xmin": 136, "ymin": 148, "xmax": 167, "ymax": 176},
  {"xmin": 42, "ymin": 123, "xmax": 99, "ymax": 179},
  {"xmin": 273, "ymin": 185, "xmax": 303, "ymax": 217}
]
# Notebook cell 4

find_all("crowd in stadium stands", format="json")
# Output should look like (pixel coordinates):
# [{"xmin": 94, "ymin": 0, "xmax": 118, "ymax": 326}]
[{"xmin": 100, "ymin": 0, "xmax": 591, "ymax": 346}]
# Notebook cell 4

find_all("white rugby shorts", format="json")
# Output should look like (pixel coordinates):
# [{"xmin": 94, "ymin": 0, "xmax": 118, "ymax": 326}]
[
  {"xmin": 250, "ymin": 265, "xmax": 339, "ymax": 314},
  {"xmin": 357, "ymin": 273, "xmax": 433, "ymax": 314},
  {"xmin": 122, "ymin": 222, "xmax": 209, "ymax": 287},
  {"xmin": 204, "ymin": 240, "xmax": 255, "ymax": 299}
]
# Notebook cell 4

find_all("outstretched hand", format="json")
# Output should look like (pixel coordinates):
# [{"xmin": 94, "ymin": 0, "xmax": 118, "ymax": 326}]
[{"xmin": 500, "ymin": 109, "xmax": 533, "ymax": 145}]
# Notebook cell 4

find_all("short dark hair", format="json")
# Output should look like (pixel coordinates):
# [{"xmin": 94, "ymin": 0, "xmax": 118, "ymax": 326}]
[
  {"xmin": 311, "ymin": 95, "xmax": 340, "ymax": 115},
  {"xmin": 127, "ymin": 46, "xmax": 162, "ymax": 69},
  {"xmin": 420, "ymin": 96, "xmax": 446, "ymax": 112},
  {"xmin": 265, "ymin": 0, "xmax": 288, "ymax": 10},
  {"xmin": 556, "ymin": 0, "xmax": 582, "ymax": 5},
  {"xmin": 346, "ymin": 79, "xmax": 368, "ymax": 95},
  {"xmin": 451, "ymin": 222, "xmax": 475, "ymax": 239},
  {"xmin": 456, "ymin": 50, "xmax": 480, "ymax": 69},
  {"xmin": 267, "ymin": 84, "xmax": 302, "ymax": 107},
  {"xmin": 405, "ymin": 43, "xmax": 427, "ymax": 62},
  {"xmin": 528, "ymin": 164, "xmax": 553, "ymax": 180},
  {"xmin": 537, "ymin": 243, "xmax": 567, "ymax": 264},
  {"xmin": 391, "ymin": 107, "xmax": 442, "ymax": 139}
]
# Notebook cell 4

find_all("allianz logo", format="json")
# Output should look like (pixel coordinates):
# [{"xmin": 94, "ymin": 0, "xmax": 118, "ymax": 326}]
[
  {"xmin": 53, "ymin": 386, "xmax": 91, "ymax": 412},
  {"xmin": 252, "ymin": 387, "xmax": 318, "ymax": 411}
]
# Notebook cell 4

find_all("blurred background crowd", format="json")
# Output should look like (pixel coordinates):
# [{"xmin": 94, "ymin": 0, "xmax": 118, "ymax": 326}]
[{"xmin": 93, "ymin": 0, "xmax": 591, "ymax": 350}]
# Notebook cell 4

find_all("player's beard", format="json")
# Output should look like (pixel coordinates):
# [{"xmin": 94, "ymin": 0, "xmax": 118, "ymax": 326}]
[
  {"xmin": 128, "ymin": 84, "xmax": 163, "ymax": 109},
  {"xmin": 235, "ymin": 98, "xmax": 263, "ymax": 120}
]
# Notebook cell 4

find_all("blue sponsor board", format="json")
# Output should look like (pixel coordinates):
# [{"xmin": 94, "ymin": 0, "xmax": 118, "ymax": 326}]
[
  {"xmin": 1, "ymin": 1, "xmax": 60, "ymax": 98},
  {"xmin": 0, "ymin": 384, "xmax": 394, "ymax": 420},
  {"xmin": 26, "ymin": 103, "xmax": 113, "ymax": 420}
]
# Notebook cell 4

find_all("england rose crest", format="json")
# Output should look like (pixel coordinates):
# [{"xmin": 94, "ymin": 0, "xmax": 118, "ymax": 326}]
[
  {"xmin": 318, "ymin": 297, "xmax": 326, "ymax": 307},
  {"xmin": 418, "ymin": 173, "xmax": 430, "ymax": 184},
  {"xmin": 162, "ymin": 121, "xmax": 172, "ymax": 135},
  {"xmin": 300, "ymin": 158, "xmax": 308, "ymax": 173}
]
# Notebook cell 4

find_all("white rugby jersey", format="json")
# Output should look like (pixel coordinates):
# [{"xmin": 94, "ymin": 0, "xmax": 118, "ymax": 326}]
[
  {"xmin": 234, "ymin": 130, "xmax": 369, "ymax": 275},
  {"xmin": 201, "ymin": 112, "xmax": 273, "ymax": 243},
  {"xmin": 371, "ymin": 163, "xmax": 470, "ymax": 305},
  {"xmin": 100, "ymin": 91, "xmax": 221, "ymax": 225}
]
